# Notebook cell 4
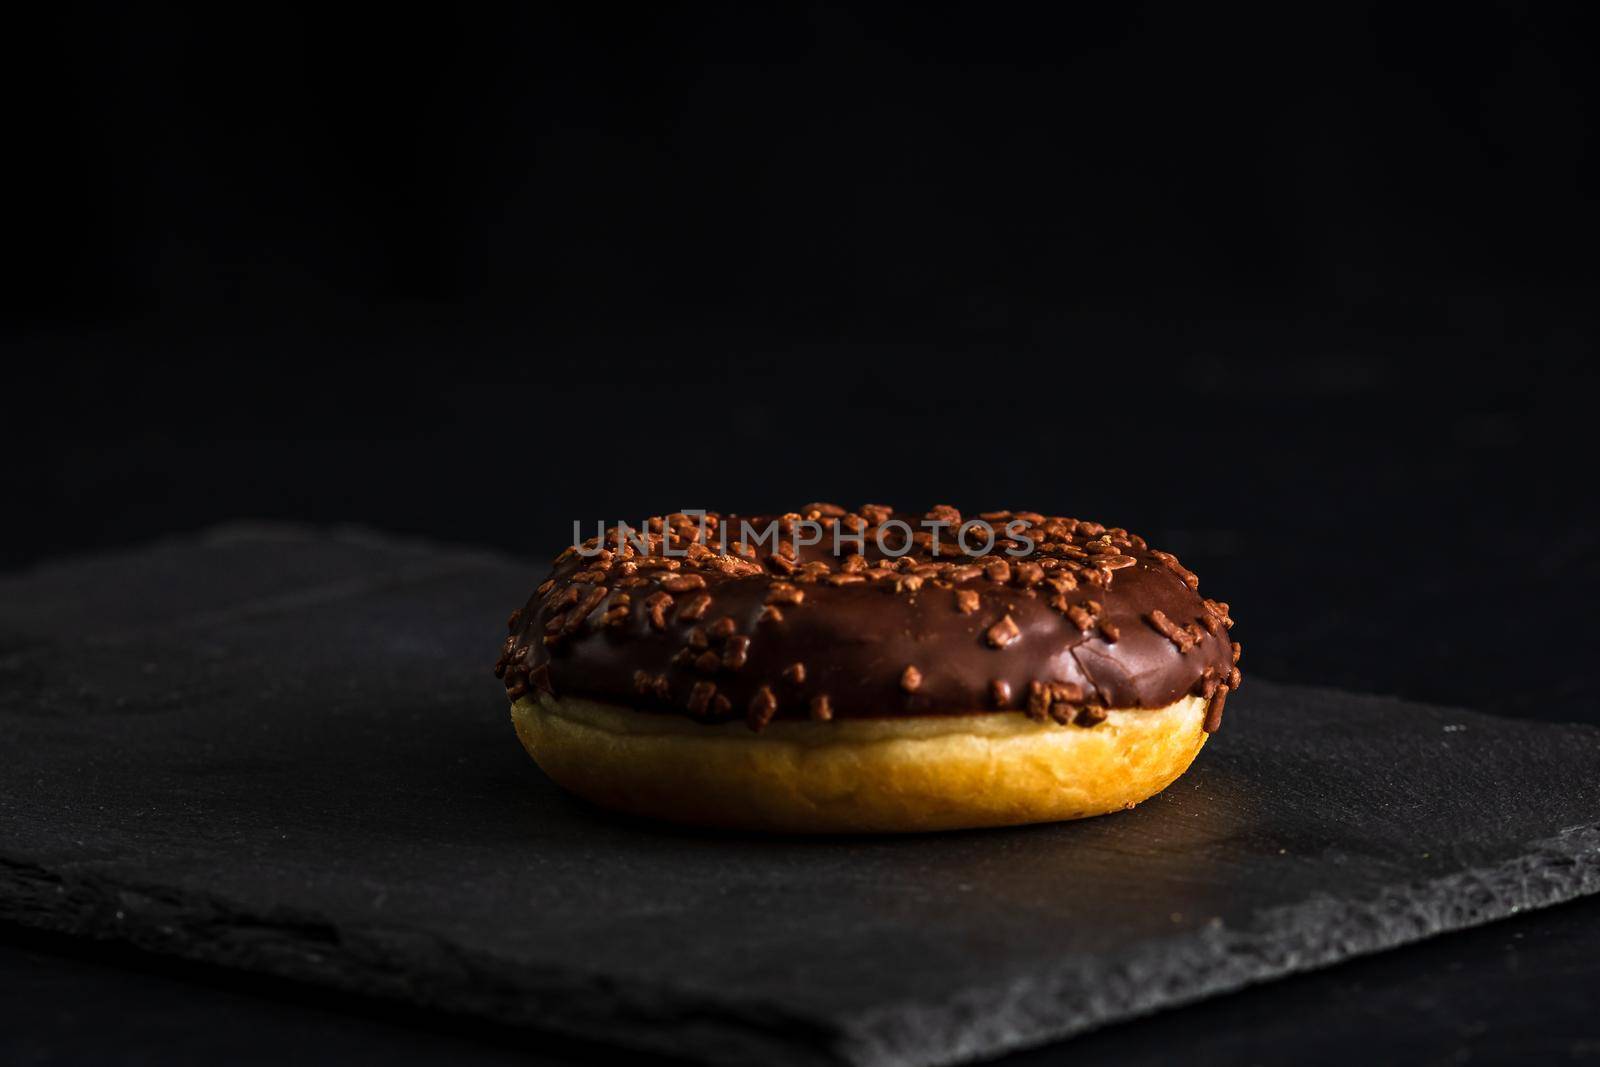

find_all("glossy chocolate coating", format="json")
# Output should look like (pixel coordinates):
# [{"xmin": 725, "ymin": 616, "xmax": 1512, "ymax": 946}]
[{"xmin": 496, "ymin": 508, "xmax": 1238, "ymax": 729}]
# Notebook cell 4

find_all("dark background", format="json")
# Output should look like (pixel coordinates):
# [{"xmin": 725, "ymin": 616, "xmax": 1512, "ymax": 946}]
[
  {"xmin": 5, "ymin": 6, "xmax": 1600, "ymax": 1065},
  {"xmin": 5, "ymin": 1, "xmax": 1598, "ymax": 720}
]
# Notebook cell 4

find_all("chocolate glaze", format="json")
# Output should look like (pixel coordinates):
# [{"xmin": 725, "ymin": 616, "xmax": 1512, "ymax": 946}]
[{"xmin": 495, "ymin": 507, "xmax": 1239, "ymax": 731}]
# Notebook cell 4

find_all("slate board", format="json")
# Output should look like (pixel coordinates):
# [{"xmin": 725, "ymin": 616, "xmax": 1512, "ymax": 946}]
[{"xmin": 2, "ymin": 525, "xmax": 1599, "ymax": 1067}]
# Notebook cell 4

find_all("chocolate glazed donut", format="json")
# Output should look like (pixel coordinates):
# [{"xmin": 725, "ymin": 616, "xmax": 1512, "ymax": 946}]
[{"xmin": 495, "ymin": 505, "xmax": 1240, "ymax": 833}]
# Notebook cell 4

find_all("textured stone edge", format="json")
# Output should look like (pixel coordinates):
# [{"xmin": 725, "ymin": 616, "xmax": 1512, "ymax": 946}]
[
  {"xmin": 833, "ymin": 822, "xmax": 1600, "ymax": 1067},
  {"xmin": 3, "ymin": 824, "xmax": 1598, "ymax": 1067},
  {"xmin": 0, "ymin": 856, "xmax": 846, "ymax": 1067}
]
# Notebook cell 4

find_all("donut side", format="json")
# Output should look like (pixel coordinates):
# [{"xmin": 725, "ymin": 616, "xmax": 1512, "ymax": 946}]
[{"xmin": 511, "ymin": 692, "xmax": 1209, "ymax": 834}]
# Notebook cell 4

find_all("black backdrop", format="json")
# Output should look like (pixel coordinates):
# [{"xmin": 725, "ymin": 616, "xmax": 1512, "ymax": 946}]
[{"xmin": 5, "ymin": 3, "xmax": 1598, "ymax": 719}]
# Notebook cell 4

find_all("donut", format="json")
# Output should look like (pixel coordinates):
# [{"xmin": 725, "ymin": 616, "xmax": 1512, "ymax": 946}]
[{"xmin": 495, "ymin": 506, "xmax": 1240, "ymax": 833}]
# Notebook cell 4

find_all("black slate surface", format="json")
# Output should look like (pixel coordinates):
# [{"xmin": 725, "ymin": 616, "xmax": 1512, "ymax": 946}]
[
  {"xmin": 3, "ymin": 526, "xmax": 1599, "ymax": 1067},
  {"xmin": 11, "ymin": 891, "xmax": 1600, "ymax": 1066}
]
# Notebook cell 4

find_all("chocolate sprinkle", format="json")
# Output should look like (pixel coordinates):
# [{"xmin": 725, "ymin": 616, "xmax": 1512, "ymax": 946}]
[
  {"xmin": 675, "ymin": 592, "xmax": 711, "ymax": 621},
  {"xmin": 643, "ymin": 591, "xmax": 673, "ymax": 631},
  {"xmin": 747, "ymin": 685, "xmax": 778, "ymax": 731},
  {"xmin": 1204, "ymin": 684, "xmax": 1230, "ymax": 733},
  {"xmin": 660, "ymin": 573, "xmax": 706, "ymax": 593},
  {"xmin": 1145, "ymin": 609, "xmax": 1196, "ymax": 651},
  {"xmin": 766, "ymin": 583, "xmax": 805, "ymax": 607},
  {"xmin": 722, "ymin": 635, "xmax": 751, "ymax": 670},
  {"xmin": 687, "ymin": 680, "xmax": 716, "ymax": 716},
  {"xmin": 986, "ymin": 615, "xmax": 1022, "ymax": 648}
]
